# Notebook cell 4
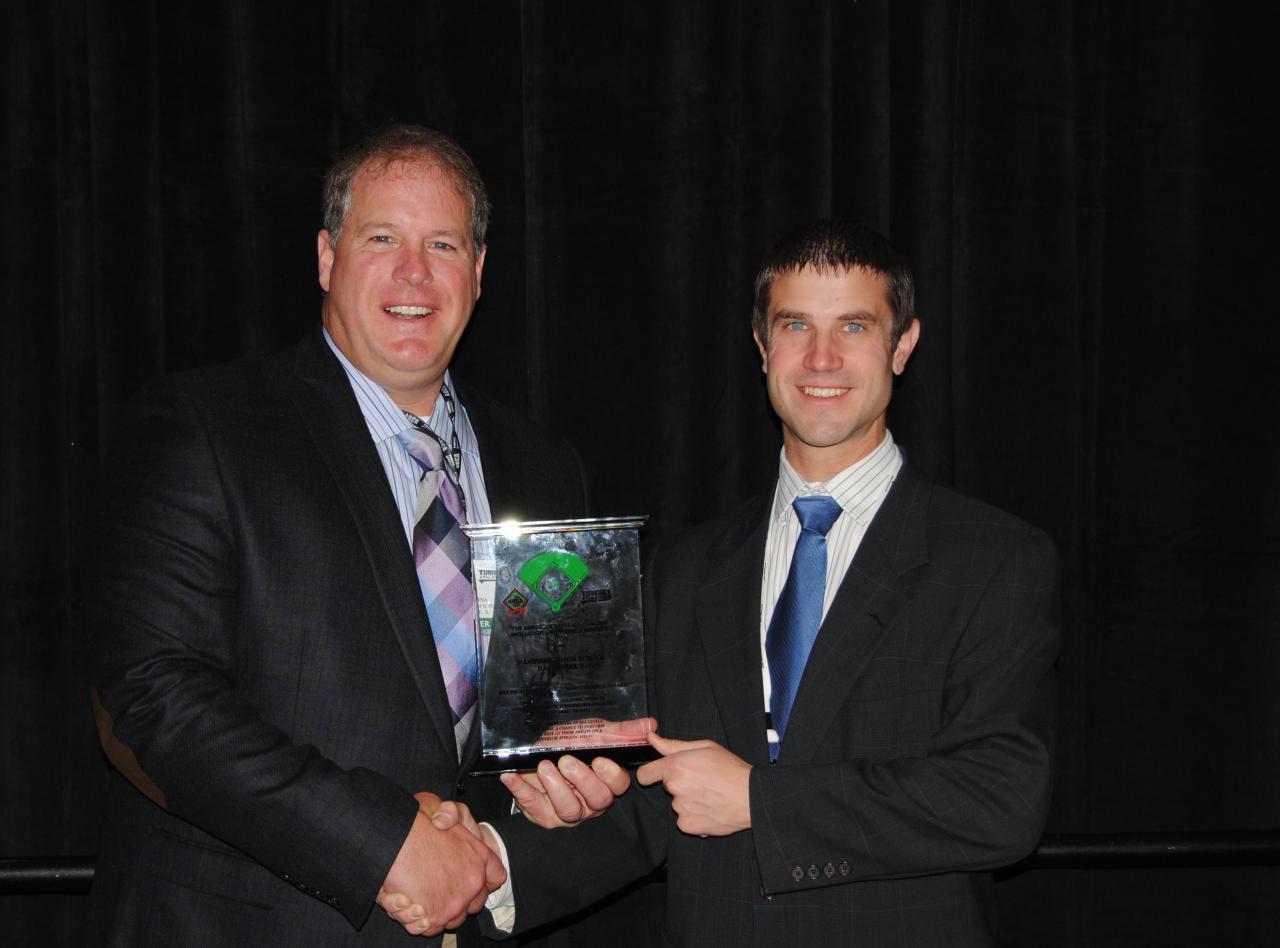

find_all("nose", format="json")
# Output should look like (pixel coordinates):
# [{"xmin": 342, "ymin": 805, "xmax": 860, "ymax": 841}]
[
  {"xmin": 804, "ymin": 330, "xmax": 842, "ymax": 372},
  {"xmin": 393, "ymin": 245, "xmax": 432, "ymax": 286}
]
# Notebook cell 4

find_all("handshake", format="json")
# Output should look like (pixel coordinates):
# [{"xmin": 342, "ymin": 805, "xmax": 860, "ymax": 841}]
[{"xmin": 374, "ymin": 717, "xmax": 656, "ymax": 937}]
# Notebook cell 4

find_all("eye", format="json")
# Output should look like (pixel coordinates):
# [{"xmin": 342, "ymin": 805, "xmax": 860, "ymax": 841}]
[
  {"xmin": 429, "ymin": 240, "xmax": 456, "ymax": 251},
  {"xmin": 370, "ymin": 234, "xmax": 394, "ymax": 244},
  {"xmin": 842, "ymin": 322, "xmax": 865, "ymax": 333},
  {"xmin": 780, "ymin": 319, "xmax": 807, "ymax": 332}
]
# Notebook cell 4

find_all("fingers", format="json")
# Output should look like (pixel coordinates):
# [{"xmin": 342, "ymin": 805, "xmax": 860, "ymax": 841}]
[
  {"xmin": 478, "ymin": 824, "xmax": 507, "ymax": 889},
  {"xmin": 554, "ymin": 756, "xmax": 616, "ymax": 813},
  {"xmin": 547, "ymin": 754, "xmax": 632, "ymax": 819},
  {"xmin": 475, "ymin": 825, "xmax": 507, "ymax": 891},
  {"xmin": 588, "ymin": 755, "xmax": 632, "ymax": 796},
  {"xmin": 500, "ymin": 757, "xmax": 625, "ymax": 828},
  {"xmin": 460, "ymin": 823, "xmax": 505, "ymax": 915},
  {"xmin": 635, "ymin": 756, "xmax": 665, "ymax": 786},
  {"xmin": 536, "ymin": 759, "xmax": 590, "ymax": 822},
  {"xmin": 647, "ymin": 730, "xmax": 698, "ymax": 756},
  {"xmin": 377, "ymin": 887, "xmax": 432, "ymax": 936},
  {"xmin": 638, "ymin": 740, "xmax": 753, "ymax": 836}
]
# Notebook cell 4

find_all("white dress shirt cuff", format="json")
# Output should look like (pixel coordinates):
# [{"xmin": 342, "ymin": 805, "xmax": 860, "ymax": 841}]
[{"xmin": 480, "ymin": 822, "xmax": 516, "ymax": 933}]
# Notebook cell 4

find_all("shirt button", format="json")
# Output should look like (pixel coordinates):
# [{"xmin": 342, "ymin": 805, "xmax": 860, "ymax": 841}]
[
  {"xmin": 839, "ymin": 861, "xmax": 850, "ymax": 876},
  {"xmin": 823, "ymin": 862, "xmax": 835, "ymax": 878},
  {"xmin": 807, "ymin": 865, "xmax": 820, "ymax": 880},
  {"xmin": 791, "ymin": 866, "xmax": 804, "ymax": 882}
]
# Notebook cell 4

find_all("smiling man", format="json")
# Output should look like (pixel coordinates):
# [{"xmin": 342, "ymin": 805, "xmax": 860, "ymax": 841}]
[
  {"xmin": 483, "ymin": 220, "xmax": 1061, "ymax": 946},
  {"xmin": 318, "ymin": 153, "xmax": 485, "ymax": 418},
  {"xmin": 87, "ymin": 125, "xmax": 590, "ymax": 945}
]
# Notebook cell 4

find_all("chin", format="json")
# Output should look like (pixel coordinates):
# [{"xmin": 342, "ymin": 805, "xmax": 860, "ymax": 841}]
[{"xmin": 385, "ymin": 338, "xmax": 444, "ymax": 366}]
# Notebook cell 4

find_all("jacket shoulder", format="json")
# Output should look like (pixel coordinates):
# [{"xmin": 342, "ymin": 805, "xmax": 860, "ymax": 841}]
[
  {"xmin": 651, "ymin": 492, "xmax": 771, "ymax": 579},
  {"xmin": 451, "ymin": 379, "xmax": 590, "ymax": 520},
  {"xmin": 120, "ymin": 338, "xmax": 309, "ymax": 420},
  {"xmin": 915, "ymin": 475, "xmax": 1058, "ymax": 569}
]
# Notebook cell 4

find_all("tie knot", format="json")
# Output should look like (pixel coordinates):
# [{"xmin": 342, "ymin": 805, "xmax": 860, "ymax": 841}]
[
  {"xmin": 396, "ymin": 426, "xmax": 445, "ymax": 474},
  {"xmin": 792, "ymin": 495, "xmax": 842, "ymax": 537}
]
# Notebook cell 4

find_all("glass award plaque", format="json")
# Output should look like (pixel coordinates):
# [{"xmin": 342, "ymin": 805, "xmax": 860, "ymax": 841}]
[{"xmin": 463, "ymin": 516, "xmax": 653, "ymax": 774}]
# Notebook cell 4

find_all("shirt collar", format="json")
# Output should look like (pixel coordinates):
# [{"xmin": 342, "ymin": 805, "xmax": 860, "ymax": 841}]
[
  {"xmin": 771, "ymin": 430, "xmax": 902, "ymax": 527},
  {"xmin": 323, "ymin": 327, "xmax": 456, "ymax": 446}
]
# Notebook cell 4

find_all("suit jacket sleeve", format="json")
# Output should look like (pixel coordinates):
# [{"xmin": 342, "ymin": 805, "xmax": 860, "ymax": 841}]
[
  {"xmin": 88, "ymin": 378, "xmax": 416, "ymax": 930},
  {"xmin": 748, "ymin": 526, "xmax": 1060, "ymax": 893}
]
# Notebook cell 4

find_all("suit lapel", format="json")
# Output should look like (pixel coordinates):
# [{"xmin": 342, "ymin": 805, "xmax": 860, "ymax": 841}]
[
  {"xmin": 692, "ymin": 496, "xmax": 772, "ymax": 766},
  {"xmin": 286, "ymin": 331, "xmax": 458, "ymax": 758},
  {"xmin": 777, "ymin": 465, "xmax": 932, "ymax": 764}
]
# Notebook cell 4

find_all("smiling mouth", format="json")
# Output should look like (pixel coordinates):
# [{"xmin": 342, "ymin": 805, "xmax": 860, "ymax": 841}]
[
  {"xmin": 801, "ymin": 386, "xmax": 849, "ymax": 398},
  {"xmin": 385, "ymin": 305, "xmax": 434, "ymax": 318}
]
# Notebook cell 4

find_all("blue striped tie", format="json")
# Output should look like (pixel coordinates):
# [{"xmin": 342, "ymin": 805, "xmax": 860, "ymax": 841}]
[{"xmin": 766, "ymin": 496, "xmax": 842, "ymax": 754}]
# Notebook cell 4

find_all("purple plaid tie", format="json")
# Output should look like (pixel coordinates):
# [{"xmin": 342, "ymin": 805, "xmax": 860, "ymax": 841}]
[{"xmin": 396, "ymin": 426, "xmax": 478, "ymax": 756}]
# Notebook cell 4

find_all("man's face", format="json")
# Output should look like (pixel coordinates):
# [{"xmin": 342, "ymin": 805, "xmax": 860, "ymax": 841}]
[
  {"xmin": 318, "ymin": 160, "xmax": 485, "ymax": 412},
  {"xmin": 754, "ymin": 265, "xmax": 919, "ymax": 481}
]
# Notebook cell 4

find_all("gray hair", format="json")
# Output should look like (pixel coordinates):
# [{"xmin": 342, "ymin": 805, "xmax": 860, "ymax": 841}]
[{"xmin": 322, "ymin": 124, "xmax": 491, "ymax": 250}]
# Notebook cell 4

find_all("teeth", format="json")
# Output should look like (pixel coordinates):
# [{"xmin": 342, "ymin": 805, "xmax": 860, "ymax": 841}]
[
  {"xmin": 385, "ymin": 305, "xmax": 432, "ymax": 316},
  {"xmin": 802, "ymin": 386, "xmax": 848, "ymax": 398}
]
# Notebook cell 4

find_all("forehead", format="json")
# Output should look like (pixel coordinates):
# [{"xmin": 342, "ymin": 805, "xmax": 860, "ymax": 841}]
[
  {"xmin": 347, "ymin": 159, "xmax": 469, "ymax": 226},
  {"xmin": 769, "ymin": 265, "xmax": 890, "ymax": 315}
]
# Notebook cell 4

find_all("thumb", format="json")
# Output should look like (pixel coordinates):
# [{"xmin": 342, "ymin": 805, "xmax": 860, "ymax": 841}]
[
  {"xmin": 414, "ymin": 790, "xmax": 442, "ymax": 816},
  {"xmin": 429, "ymin": 801, "xmax": 462, "ymax": 830}
]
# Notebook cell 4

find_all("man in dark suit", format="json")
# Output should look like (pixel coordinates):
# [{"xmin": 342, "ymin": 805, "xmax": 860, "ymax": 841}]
[
  {"xmin": 87, "ymin": 125, "xmax": 589, "ymax": 944},
  {"xmin": 480, "ymin": 220, "xmax": 1059, "ymax": 945}
]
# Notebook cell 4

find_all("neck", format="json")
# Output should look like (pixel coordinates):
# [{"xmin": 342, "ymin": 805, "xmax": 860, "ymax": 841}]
[
  {"xmin": 784, "ymin": 426, "xmax": 887, "ymax": 483},
  {"xmin": 390, "ymin": 382, "xmax": 442, "ymax": 420}
]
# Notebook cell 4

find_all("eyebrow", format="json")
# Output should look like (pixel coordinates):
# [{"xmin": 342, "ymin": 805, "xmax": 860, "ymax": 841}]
[
  {"xmin": 771, "ymin": 307, "xmax": 882, "ymax": 322},
  {"xmin": 353, "ymin": 221, "xmax": 470, "ymax": 244}
]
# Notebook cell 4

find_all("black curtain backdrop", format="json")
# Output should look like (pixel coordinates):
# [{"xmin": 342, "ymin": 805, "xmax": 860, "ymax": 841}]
[{"xmin": 4, "ymin": 1, "xmax": 1278, "ymax": 944}]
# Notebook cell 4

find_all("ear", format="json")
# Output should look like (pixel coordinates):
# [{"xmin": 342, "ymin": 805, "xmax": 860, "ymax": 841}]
[
  {"xmin": 752, "ymin": 328, "xmax": 769, "ymax": 373},
  {"xmin": 317, "ymin": 230, "xmax": 335, "ymax": 292},
  {"xmin": 473, "ymin": 243, "xmax": 487, "ymax": 300},
  {"xmin": 892, "ymin": 319, "xmax": 921, "ymax": 375}
]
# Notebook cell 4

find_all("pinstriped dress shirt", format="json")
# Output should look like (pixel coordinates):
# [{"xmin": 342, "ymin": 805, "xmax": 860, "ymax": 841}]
[
  {"xmin": 323, "ymin": 328, "xmax": 493, "ymax": 543},
  {"xmin": 760, "ymin": 431, "xmax": 902, "ymax": 743}
]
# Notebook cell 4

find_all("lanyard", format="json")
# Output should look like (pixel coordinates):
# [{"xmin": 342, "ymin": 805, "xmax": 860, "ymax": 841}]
[{"xmin": 403, "ymin": 382, "xmax": 465, "ymax": 491}]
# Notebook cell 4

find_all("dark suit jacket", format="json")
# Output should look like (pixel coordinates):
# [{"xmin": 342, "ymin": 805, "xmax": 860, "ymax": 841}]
[
  {"xmin": 496, "ymin": 463, "xmax": 1059, "ymax": 946},
  {"xmin": 87, "ymin": 329, "xmax": 588, "ymax": 946}
]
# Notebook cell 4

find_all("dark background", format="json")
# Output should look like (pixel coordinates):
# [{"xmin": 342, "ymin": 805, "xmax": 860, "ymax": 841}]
[{"xmin": 4, "ymin": 1, "xmax": 1278, "ymax": 944}]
